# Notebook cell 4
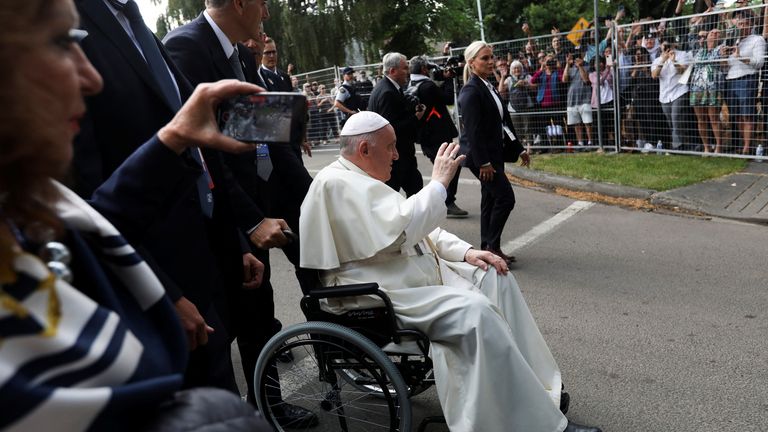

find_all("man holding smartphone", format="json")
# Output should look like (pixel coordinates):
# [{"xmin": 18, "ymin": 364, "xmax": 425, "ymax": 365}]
[{"xmin": 652, "ymin": 41, "xmax": 692, "ymax": 150}]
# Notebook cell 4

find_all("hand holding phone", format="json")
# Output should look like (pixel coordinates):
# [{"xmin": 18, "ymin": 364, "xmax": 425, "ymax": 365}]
[{"xmin": 219, "ymin": 92, "xmax": 307, "ymax": 144}]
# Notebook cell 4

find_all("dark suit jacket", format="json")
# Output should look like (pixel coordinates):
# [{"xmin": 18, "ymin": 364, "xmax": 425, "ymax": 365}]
[
  {"xmin": 259, "ymin": 66, "xmax": 292, "ymax": 92},
  {"xmin": 458, "ymin": 74, "xmax": 523, "ymax": 171},
  {"xmin": 367, "ymin": 77, "xmax": 421, "ymax": 156},
  {"xmin": 411, "ymin": 77, "xmax": 458, "ymax": 150},
  {"xmin": 164, "ymin": 15, "xmax": 311, "ymax": 265},
  {"xmin": 73, "ymin": 0, "xmax": 191, "ymax": 198},
  {"xmin": 74, "ymin": 0, "xmax": 245, "ymax": 311}
]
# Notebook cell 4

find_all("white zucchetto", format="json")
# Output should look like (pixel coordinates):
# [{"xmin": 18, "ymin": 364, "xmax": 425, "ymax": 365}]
[{"xmin": 339, "ymin": 111, "xmax": 390, "ymax": 136}]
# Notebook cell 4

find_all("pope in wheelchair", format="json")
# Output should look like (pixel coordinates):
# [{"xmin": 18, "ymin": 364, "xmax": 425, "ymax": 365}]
[{"xmin": 298, "ymin": 112, "xmax": 601, "ymax": 432}]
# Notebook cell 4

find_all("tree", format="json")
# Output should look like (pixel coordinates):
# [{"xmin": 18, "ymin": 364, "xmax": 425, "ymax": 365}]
[
  {"xmin": 156, "ymin": 0, "xmax": 477, "ymax": 72},
  {"xmin": 155, "ymin": 0, "xmax": 696, "ymax": 73}
]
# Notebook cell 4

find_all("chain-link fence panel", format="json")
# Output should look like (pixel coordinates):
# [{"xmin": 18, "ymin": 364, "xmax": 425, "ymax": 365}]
[
  {"xmin": 292, "ymin": 67, "xmax": 340, "ymax": 145},
  {"xmin": 615, "ymin": 4, "xmax": 766, "ymax": 159}
]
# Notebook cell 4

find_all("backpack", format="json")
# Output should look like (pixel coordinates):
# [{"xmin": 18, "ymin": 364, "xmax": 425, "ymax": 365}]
[{"xmin": 404, "ymin": 79, "xmax": 427, "ymax": 114}]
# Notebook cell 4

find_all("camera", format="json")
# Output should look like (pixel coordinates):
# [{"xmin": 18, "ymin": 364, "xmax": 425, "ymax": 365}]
[{"xmin": 428, "ymin": 55, "xmax": 464, "ymax": 81}]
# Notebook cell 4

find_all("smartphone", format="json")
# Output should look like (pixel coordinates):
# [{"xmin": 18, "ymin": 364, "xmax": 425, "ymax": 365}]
[{"xmin": 219, "ymin": 92, "xmax": 307, "ymax": 144}]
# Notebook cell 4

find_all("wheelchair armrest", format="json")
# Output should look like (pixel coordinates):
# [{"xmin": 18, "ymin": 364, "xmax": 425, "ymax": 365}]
[
  {"xmin": 306, "ymin": 282, "xmax": 380, "ymax": 299},
  {"xmin": 304, "ymin": 283, "xmax": 403, "ymax": 344}
]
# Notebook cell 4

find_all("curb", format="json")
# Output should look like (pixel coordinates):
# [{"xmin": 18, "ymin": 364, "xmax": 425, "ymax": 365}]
[
  {"xmin": 506, "ymin": 165, "xmax": 656, "ymax": 200},
  {"xmin": 506, "ymin": 165, "xmax": 768, "ymax": 225}
]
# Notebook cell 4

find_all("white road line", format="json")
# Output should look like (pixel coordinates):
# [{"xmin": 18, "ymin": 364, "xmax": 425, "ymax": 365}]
[{"xmin": 503, "ymin": 200, "xmax": 594, "ymax": 253}]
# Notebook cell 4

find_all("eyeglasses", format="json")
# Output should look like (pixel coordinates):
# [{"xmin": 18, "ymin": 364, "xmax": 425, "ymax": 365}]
[{"xmin": 263, "ymin": 50, "xmax": 277, "ymax": 56}]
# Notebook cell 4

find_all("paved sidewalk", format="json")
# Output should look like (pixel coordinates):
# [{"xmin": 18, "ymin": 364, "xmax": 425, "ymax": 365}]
[{"xmin": 507, "ymin": 162, "xmax": 768, "ymax": 225}]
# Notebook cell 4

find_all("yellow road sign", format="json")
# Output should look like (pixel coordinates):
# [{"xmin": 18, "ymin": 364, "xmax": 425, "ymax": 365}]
[{"xmin": 567, "ymin": 17, "xmax": 591, "ymax": 47}]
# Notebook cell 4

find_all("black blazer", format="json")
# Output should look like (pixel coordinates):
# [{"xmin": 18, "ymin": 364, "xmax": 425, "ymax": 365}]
[
  {"xmin": 73, "ymin": 0, "xmax": 193, "ymax": 197},
  {"xmin": 411, "ymin": 78, "xmax": 458, "ymax": 149},
  {"xmin": 73, "ymin": 0, "xmax": 243, "ymax": 309},
  {"xmin": 164, "ymin": 14, "xmax": 311, "ymax": 265},
  {"xmin": 367, "ymin": 77, "xmax": 420, "ymax": 153},
  {"xmin": 458, "ymin": 74, "xmax": 523, "ymax": 171},
  {"xmin": 259, "ymin": 66, "xmax": 293, "ymax": 92},
  {"xmin": 163, "ymin": 14, "xmax": 271, "ymax": 221}
]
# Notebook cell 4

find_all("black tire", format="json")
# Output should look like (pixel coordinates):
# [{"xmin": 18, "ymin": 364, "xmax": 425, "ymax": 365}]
[{"xmin": 254, "ymin": 321, "xmax": 412, "ymax": 432}]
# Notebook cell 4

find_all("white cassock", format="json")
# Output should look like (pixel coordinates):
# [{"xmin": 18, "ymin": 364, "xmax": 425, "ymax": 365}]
[{"xmin": 300, "ymin": 157, "xmax": 568, "ymax": 432}]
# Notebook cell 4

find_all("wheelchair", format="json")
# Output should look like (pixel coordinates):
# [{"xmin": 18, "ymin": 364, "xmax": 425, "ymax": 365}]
[{"xmin": 253, "ymin": 269, "xmax": 445, "ymax": 432}]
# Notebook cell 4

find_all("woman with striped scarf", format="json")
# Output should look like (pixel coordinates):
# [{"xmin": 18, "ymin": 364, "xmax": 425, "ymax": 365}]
[{"xmin": 0, "ymin": 0, "xmax": 270, "ymax": 430}]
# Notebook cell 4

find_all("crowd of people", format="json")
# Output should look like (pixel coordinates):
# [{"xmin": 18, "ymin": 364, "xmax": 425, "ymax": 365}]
[
  {"xmin": 5, "ymin": 0, "xmax": 766, "ymax": 430},
  {"xmin": 288, "ymin": 1, "xmax": 767, "ymax": 157}
]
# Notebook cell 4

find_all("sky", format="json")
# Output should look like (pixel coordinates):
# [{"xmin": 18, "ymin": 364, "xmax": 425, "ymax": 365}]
[{"xmin": 137, "ymin": 0, "xmax": 167, "ymax": 33}]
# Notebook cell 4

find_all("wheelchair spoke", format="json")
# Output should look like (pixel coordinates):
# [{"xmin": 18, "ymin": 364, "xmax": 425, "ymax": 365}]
[{"xmin": 255, "ymin": 322, "xmax": 413, "ymax": 431}]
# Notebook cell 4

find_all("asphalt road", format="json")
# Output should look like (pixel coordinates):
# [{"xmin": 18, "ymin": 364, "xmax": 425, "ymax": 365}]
[{"xmin": 237, "ymin": 146, "xmax": 768, "ymax": 432}]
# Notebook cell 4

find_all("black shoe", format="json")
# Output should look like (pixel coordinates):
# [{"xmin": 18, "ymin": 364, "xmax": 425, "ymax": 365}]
[
  {"xmin": 446, "ymin": 203, "xmax": 469, "ymax": 218},
  {"xmin": 485, "ymin": 247, "xmax": 516, "ymax": 263},
  {"xmin": 560, "ymin": 391, "xmax": 570, "ymax": 414},
  {"xmin": 564, "ymin": 420, "xmax": 602, "ymax": 432},
  {"xmin": 272, "ymin": 402, "xmax": 319, "ymax": 428}
]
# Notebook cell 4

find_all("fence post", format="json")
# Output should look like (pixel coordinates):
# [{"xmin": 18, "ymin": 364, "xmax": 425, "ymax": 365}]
[
  {"xmin": 612, "ymin": 21, "xmax": 621, "ymax": 153},
  {"xmin": 593, "ymin": 0, "xmax": 603, "ymax": 150}
]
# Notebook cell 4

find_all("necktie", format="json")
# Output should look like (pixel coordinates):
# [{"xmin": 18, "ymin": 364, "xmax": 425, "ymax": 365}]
[
  {"xmin": 232, "ymin": 50, "xmax": 273, "ymax": 181},
  {"xmin": 228, "ymin": 49, "xmax": 246, "ymax": 81},
  {"xmin": 118, "ymin": 0, "xmax": 180, "ymax": 111},
  {"xmin": 112, "ymin": 0, "xmax": 214, "ymax": 217}
]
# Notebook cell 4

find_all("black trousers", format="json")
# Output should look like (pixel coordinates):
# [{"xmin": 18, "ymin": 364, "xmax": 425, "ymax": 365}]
[
  {"xmin": 386, "ymin": 141, "xmax": 423, "ymax": 197},
  {"xmin": 227, "ymin": 248, "xmax": 283, "ymax": 406},
  {"xmin": 468, "ymin": 164, "xmax": 516, "ymax": 250},
  {"xmin": 183, "ymin": 304, "xmax": 239, "ymax": 395},
  {"xmin": 421, "ymin": 143, "xmax": 461, "ymax": 205}
]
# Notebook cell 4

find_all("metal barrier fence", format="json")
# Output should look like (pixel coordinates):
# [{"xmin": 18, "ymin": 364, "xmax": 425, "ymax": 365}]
[{"xmin": 296, "ymin": 5, "xmax": 766, "ymax": 160}]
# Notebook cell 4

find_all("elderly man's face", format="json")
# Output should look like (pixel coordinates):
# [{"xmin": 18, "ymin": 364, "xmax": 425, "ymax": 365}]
[
  {"xmin": 364, "ymin": 125, "xmax": 398, "ymax": 182},
  {"xmin": 389, "ymin": 58, "xmax": 409, "ymax": 86},
  {"xmin": 239, "ymin": 0, "xmax": 269, "ymax": 40}
]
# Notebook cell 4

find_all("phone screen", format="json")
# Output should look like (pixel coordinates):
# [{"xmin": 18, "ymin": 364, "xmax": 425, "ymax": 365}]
[{"xmin": 219, "ymin": 92, "xmax": 307, "ymax": 144}]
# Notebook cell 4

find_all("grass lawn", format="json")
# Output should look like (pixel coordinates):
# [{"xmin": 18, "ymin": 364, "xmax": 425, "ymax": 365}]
[{"xmin": 528, "ymin": 152, "xmax": 748, "ymax": 191}]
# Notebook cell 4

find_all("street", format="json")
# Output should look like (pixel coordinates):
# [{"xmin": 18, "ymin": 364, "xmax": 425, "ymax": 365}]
[{"xmin": 244, "ymin": 146, "xmax": 768, "ymax": 432}]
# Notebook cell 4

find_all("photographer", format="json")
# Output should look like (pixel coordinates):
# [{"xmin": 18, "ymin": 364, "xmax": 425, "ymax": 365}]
[
  {"xmin": 562, "ymin": 51, "xmax": 593, "ymax": 148},
  {"xmin": 408, "ymin": 56, "xmax": 467, "ymax": 218},
  {"xmin": 651, "ymin": 40, "xmax": 693, "ymax": 150}
]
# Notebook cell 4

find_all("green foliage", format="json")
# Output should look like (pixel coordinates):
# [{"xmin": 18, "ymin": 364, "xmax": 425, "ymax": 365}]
[
  {"xmin": 154, "ymin": 0, "xmax": 204, "ymax": 39},
  {"xmin": 156, "ymin": 0, "xmax": 692, "ymax": 71},
  {"xmin": 531, "ymin": 153, "xmax": 747, "ymax": 191}
]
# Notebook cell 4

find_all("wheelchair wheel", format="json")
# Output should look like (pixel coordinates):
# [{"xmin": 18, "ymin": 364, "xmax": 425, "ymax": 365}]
[
  {"xmin": 255, "ymin": 321, "xmax": 412, "ymax": 432},
  {"xmin": 338, "ymin": 355, "xmax": 434, "ymax": 398}
]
